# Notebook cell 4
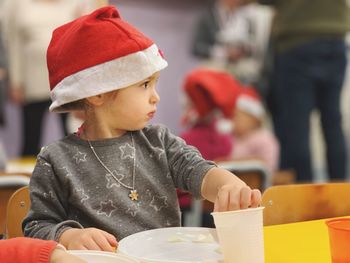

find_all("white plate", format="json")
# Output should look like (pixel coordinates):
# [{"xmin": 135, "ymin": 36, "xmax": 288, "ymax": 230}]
[
  {"xmin": 68, "ymin": 250, "xmax": 139, "ymax": 263},
  {"xmin": 118, "ymin": 227, "xmax": 223, "ymax": 263}
]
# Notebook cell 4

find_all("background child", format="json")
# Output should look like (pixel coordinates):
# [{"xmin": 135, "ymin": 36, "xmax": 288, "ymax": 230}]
[
  {"xmin": 179, "ymin": 68, "xmax": 242, "ymax": 226},
  {"xmin": 23, "ymin": 6, "xmax": 261, "ymax": 251},
  {"xmin": 180, "ymin": 68, "xmax": 242, "ymax": 161},
  {"xmin": 231, "ymin": 88, "xmax": 279, "ymax": 182}
]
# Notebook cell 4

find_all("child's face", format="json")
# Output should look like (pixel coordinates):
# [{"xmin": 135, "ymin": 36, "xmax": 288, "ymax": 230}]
[
  {"xmin": 98, "ymin": 72, "xmax": 161, "ymax": 132},
  {"xmin": 232, "ymin": 109, "xmax": 261, "ymax": 137}
]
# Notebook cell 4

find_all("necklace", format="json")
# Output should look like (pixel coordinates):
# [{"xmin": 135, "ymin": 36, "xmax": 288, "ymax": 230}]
[{"xmin": 86, "ymin": 132, "xmax": 138, "ymax": 201}]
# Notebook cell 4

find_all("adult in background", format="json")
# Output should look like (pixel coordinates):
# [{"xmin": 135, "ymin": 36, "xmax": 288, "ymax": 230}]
[
  {"xmin": 257, "ymin": 0, "xmax": 350, "ymax": 182},
  {"xmin": 1, "ymin": 0, "xmax": 96, "ymax": 157},
  {"xmin": 191, "ymin": 0, "xmax": 272, "ymax": 88}
]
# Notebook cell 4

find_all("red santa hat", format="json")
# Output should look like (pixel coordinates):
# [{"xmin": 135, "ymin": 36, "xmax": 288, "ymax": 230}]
[
  {"xmin": 183, "ymin": 68, "xmax": 243, "ymax": 118},
  {"xmin": 236, "ymin": 88, "xmax": 265, "ymax": 119},
  {"xmin": 47, "ymin": 6, "xmax": 167, "ymax": 112}
]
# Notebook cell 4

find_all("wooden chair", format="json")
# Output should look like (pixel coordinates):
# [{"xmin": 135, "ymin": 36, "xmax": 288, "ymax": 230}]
[
  {"xmin": 0, "ymin": 173, "xmax": 30, "ymax": 238},
  {"xmin": 261, "ymin": 183, "xmax": 350, "ymax": 226},
  {"xmin": 5, "ymin": 186, "xmax": 30, "ymax": 238}
]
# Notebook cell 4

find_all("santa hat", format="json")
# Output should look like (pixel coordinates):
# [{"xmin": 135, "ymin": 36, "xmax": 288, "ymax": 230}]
[
  {"xmin": 47, "ymin": 6, "xmax": 167, "ymax": 112},
  {"xmin": 183, "ymin": 68, "xmax": 243, "ymax": 118},
  {"xmin": 236, "ymin": 88, "xmax": 265, "ymax": 119}
]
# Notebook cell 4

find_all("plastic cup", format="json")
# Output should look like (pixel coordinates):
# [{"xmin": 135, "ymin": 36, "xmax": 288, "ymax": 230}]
[
  {"xmin": 211, "ymin": 207, "xmax": 264, "ymax": 263},
  {"xmin": 325, "ymin": 218, "xmax": 350, "ymax": 263}
]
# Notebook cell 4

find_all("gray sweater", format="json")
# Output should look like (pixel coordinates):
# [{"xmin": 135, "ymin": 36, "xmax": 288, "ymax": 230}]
[{"xmin": 23, "ymin": 124, "xmax": 215, "ymax": 241}]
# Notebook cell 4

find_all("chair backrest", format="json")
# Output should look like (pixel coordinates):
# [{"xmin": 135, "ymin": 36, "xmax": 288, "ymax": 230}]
[
  {"xmin": 262, "ymin": 183, "xmax": 350, "ymax": 226},
  {"xmin": 0, "ymin": 173, "xmax": 30, "ymax": 237},
  {"xmin": 218, "ymin": 160, "xmax": 269, "ymax": 192},
  {"xmin": 5, "ymin": 186, "xmax": 30, "ymax": 238}
]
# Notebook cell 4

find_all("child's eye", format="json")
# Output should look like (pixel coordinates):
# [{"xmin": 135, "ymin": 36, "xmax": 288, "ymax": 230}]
[{"xmin": 142, "ymin": 81, "xmax": 150, "ymax": 89}]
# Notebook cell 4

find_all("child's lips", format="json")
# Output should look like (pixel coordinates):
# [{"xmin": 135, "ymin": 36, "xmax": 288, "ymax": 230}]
[{"xmin": 148, "ymin": 111, "xmax": 156, "ymax": 118}]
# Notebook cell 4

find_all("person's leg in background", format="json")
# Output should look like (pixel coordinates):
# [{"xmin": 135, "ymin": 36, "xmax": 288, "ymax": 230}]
[
  {"xmin": 272, "ymin": 44, "xmax": 316, "ymax": 182},
  {"xmin": 316, "ymin": 38, "xmax": 348, "ymax": 181},
  {"xmin": 21, "ymin": 100, "xmax": 50, "ymax": 156}
]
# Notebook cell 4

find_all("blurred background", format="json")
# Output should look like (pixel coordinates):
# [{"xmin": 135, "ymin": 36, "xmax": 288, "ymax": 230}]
[{"xmin": 0, "ymin": 0, "xmax": 349, "ymax": 183}]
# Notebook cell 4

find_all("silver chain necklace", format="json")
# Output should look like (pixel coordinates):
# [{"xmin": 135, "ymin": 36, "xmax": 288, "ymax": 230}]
[{"xmin": 87, "ymin": 132, "xmax": 139, "ymax": 201}]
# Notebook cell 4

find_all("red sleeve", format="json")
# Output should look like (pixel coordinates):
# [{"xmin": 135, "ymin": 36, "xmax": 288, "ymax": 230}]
[{"xmin": 0, "ymin": 237, "xmax": 57, "ymax": 263}]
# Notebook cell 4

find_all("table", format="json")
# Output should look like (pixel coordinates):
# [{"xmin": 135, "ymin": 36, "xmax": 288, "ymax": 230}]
[
  {"xmin": 5, "ymin": 157, "xmax": 36, "ymax": 174},
  {"xmin": 264, "ymin": 217, "xmax": 349, "ymax": 262}
]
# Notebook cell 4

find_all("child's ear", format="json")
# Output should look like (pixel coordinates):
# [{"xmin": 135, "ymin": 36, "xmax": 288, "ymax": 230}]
[{"xmin": 85, "ymin": 94, "xmax": 106, "ymax": 106}]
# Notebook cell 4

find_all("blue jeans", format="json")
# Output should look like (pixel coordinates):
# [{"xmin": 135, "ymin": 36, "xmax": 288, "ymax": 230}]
[{"xmin": 271, "ymin": 38, "xmax": 348, "ymax": 182}]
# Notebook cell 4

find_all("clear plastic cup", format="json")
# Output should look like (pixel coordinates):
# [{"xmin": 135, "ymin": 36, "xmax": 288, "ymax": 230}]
[
  {"xmin": 211, "ymin": 207, "xmax": 264, "ymax": 263},
  {"xmin": 325, "ymin": 218, "xmax": 350, "ymax": 263}
]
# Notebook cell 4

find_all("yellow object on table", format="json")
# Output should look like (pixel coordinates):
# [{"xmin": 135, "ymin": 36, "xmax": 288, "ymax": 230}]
[
  {"xmin": 264, "ymin": 217, "xmax": 350, "ymax": 262},
  {"xmin": 5, "ymin": 157, "xmax": 36, "ymax": 174}
]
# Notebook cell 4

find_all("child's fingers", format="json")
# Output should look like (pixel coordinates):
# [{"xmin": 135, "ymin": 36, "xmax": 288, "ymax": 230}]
[
  {"xmin": 214, "ymin": 188, "xmax": 230, "ymax": 212},
  {"xmin": 93, "ymin": 231, "xmax": 117, "ymax": 252},
  {"xmin": 250, "ymin": 189, "xmax": 262, "ymax": 208},
  {"xmin": 82, "ymin": 237, "xmax": 103, "ymax": 251},
  {"xmin": 101, "ymin": 230, "xmax": 118, "ymax": 247},
  {"xmin": 238, "ymin": 187, "xmax": 251, "ymax": 209}
]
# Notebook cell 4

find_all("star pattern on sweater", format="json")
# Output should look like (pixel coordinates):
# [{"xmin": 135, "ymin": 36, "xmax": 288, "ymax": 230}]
[
  {"xmin": 149, "ymin": 195, "xmax": 168, "ymax": 212},
  {"xmin": 76, "ymin": 188, "xmax": 89, "ymax": 203},
  {"xmin": 126, "ymin": 202, "xmax": 139, "ymax": 217},
  {"xmin": 73, "ymin": 151, "xmax": 87, "ymax": 164},
  {"xmin": 120, "ymin": 143, "xmax": 135, "ymax": 159},
  {"xmin": 106, "ymin": 171, "xmax": 125, "ymax": 188},
  {"xmin": 97, "ymin": 200, "xmax": 117, "ymax": 217}
]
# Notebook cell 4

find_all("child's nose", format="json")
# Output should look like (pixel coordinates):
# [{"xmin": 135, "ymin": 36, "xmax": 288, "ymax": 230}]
[{"xmin": 150, "ymin": 90, "xmax": 160, "ymax": 104}]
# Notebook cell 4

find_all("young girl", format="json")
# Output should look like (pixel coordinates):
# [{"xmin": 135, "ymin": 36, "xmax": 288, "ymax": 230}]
[
  {"xmin": 231, "ymin": 88, "xmax": 279, "ymax": 178},
  {"xmin": 23, "ymin": 6, "xmax": 261, "ymax": 252}
]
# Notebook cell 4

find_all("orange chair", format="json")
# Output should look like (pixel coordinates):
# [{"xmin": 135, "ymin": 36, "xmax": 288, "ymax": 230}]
[
  {"xmin": 262, "ymin": 183, "xmax": 350, "ymax": 226},
  {"xmin": 0, "ymin": 173, "xmax": 30, "ymax": 237},
  {"xmin": 5, "ymin": 186, "xmax": 30, "ymax": 238}
]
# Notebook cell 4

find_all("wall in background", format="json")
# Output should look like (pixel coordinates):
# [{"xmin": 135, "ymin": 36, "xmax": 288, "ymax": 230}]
[{"xmin": 0, "ymin": 0, "xmax": 209, "ymax": 158}]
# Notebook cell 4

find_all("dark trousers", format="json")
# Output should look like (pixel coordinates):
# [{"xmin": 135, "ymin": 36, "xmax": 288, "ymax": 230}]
[
  {"xmin": 271, "ymin": 38, "xmax": 348, "ymax": 182},
  {"xmin": 22, "ymin": 100, "xmax": 68, "ymax": 156}
]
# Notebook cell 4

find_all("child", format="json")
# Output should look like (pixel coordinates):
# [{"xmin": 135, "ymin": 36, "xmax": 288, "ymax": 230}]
[
  {"xmin": 179, "ymin": 68, "xmax": 242, "ymax": 227},
  {"xmin": 23, "ymin": 6, "xmax": 261, "ymax": 251},
  {"xmin": 231, "ymin": 88, "xmax": 279, "ymax": 178},
  {"xmin": 180, "ymin": 68, "xmax": 241, "ymax": 161}
]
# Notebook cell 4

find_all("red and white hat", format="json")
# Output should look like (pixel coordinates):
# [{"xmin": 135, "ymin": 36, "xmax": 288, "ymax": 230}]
[
  {"xmin": 47, "ymin": 6, "xmax": 167, "ymax": 112},
  {"xmin": 236, "ymin": 88, "xmax": 265, "ymax": 119},
  {"xmin": 183, "ymin": 68, "xmax": 243, "ymax": 118}
]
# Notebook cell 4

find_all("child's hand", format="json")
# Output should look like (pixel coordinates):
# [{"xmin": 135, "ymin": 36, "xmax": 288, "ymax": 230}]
[
  {"xmin": 59, "ymin": 228, "xmax": 118, "ymax": 252},
  {"xmin": 213, "ymin": 184, "xmax": 261, "ymax": 212}
]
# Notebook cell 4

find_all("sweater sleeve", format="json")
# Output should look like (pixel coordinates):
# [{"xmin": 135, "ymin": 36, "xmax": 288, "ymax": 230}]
[
  {"xmin": 161, "ymin": 126, "xmax": 216, "ymax": 198},
  {"xmin": 23, "ymin": 155, "xmax": 83, "ymax": 241},
  {"xmin": 0, "ymin": 237, "xmax": 57, "ymax": 263}
]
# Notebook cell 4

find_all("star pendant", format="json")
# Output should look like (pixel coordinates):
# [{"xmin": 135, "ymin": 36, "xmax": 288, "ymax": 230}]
[{"xmin": 129, "ymin": 190, "xmax": 139, "ymax": 201}]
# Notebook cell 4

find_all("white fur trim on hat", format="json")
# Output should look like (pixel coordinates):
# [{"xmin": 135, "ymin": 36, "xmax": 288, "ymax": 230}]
[
  {"xmin": 236, "ymin": 95, "xmax": 265, "ymax": 118},
  {"xmin": 49, "ymin": 44, "xmax": 167, "ymax": 112}
]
